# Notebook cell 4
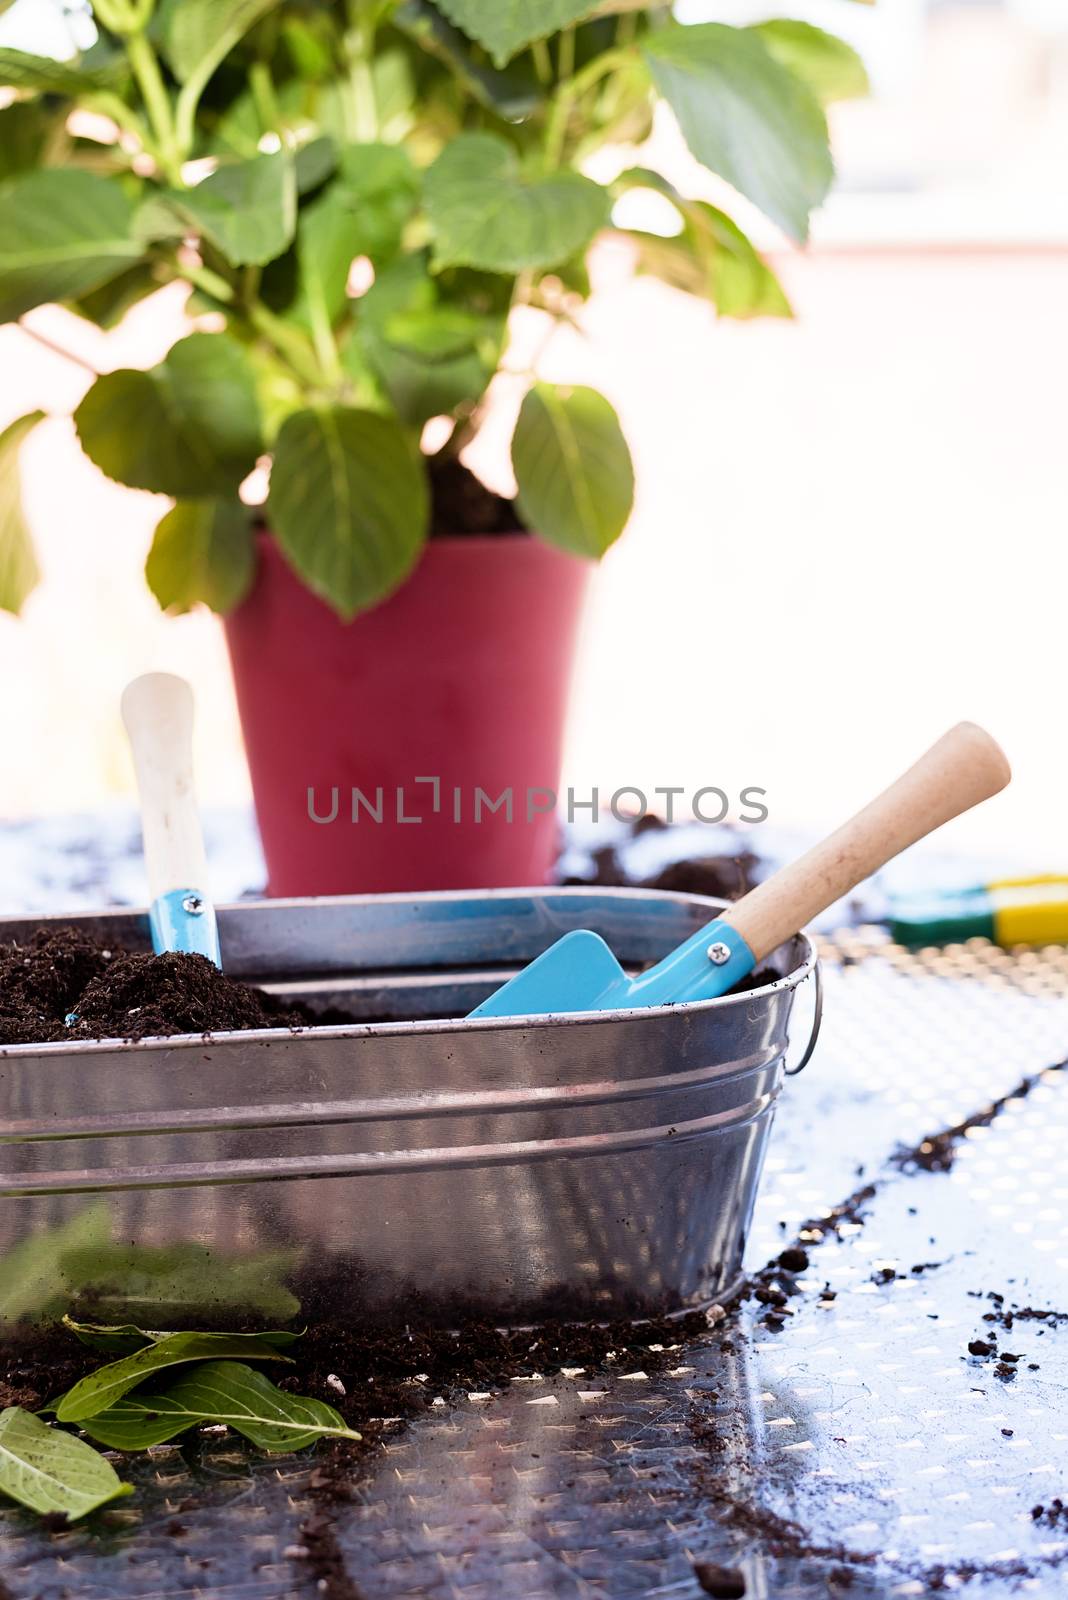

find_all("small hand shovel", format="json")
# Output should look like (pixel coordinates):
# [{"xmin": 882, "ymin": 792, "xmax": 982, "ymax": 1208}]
[
  {"xmin": 470, "ymin": 722, "xmax": 1010, "ymax": 1020},
  {"xmin": 121, "ymin": 672, "xmax": 221, "ymax": 967}
]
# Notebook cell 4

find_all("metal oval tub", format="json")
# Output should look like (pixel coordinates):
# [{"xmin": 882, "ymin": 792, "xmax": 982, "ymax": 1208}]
[{"xmin": 0, "ymin": 888, "xmax": 819, "ymax": 1330}]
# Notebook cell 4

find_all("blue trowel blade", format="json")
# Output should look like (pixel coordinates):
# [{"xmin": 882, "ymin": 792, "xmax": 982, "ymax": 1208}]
[
  {"xmin": 468, "ymin": 929, "xmax": 630, "ymax": 1019},
  {"xmin": 467, "ymin": 918, "xmax": 757, "ymax": 1020}
]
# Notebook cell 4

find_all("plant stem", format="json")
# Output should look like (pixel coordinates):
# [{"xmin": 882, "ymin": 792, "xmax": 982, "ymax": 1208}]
[
  {"xmin": 543, "ymin": 46, "xmax": 633, "ymax": 170},
  {"xmin": 344, "ymin": 0, "xmax": 379, "ymax": 141},
  {"xmin": 531, "ymin": 39, "xmax": 553, "ymax": 87},
  {"xmin": 125, "ymin": 30, "xmax": 180, "ymax": 181},
  {"xmin": 249, "ymin": 59, "xmax": 281, "ymax": 135},
  {"xmin": 84, "ymin": 91, "xmax": 161, "ymax": 163},
  {"xmin": 246, "ymin": 303, "xmax": 324, "ymax": 389},
  {"xmin": 557, "ymin": 27, "xmax": 575, "ymax": 83},
  {"xmin": 173, "ymin": 263, "xmax": 324, "ymax": 388}
]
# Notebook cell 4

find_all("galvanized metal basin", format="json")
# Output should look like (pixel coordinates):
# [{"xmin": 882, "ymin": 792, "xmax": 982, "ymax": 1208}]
[{"xmin": 0, "ymin": 889, "xmax": 818, "ymax": 1331}]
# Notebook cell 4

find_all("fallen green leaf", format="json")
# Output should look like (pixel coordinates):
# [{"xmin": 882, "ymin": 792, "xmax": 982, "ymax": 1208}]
[
  {"xmin": 61, "ymin": 1315, "xmax": 303, "ymax": 1355},
  {"xmin": 80, "ymin": 1361, "xmax": 360, "ymax": 1453},
  {"xmin": 0, "ymin": 1407, "xmax": 132, "ymax": 1520},
  {"xmin": 55, "ymin": 1332, "xmax": 293, "ymax": 1424}
]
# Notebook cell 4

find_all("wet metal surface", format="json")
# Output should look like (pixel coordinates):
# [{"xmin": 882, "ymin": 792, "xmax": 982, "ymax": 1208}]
[{"xmin": 2, "ymin": 932, "xmax": 1068, "ymax": 1596}]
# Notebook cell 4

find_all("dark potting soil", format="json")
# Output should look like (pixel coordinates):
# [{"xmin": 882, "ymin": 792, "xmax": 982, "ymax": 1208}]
[
  {"xmin": 0, "ymin": 923, "xmax": 781, "ymax": 1045},
  {"xmin": 427, "ymin": 456, "xmax": 522, "ymax": 540},
  {"xmin": 0, "ymin": 926, "xmax": 305, "ymax": 1045}
]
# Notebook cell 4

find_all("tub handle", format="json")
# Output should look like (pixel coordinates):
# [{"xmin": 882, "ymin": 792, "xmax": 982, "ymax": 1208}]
[{"xmin": 785, "ymin": 957, "xmax": 823, "ymax": 1077}]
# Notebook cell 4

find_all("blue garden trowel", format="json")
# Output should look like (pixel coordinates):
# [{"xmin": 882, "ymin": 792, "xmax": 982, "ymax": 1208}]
[
  {"xmin": 471, "ymin": 723, "xmax": 1011, "ymax": 1020},
  {"xmin": 121, "ymin": 672, "xmax": 221, "ymax": 966}
]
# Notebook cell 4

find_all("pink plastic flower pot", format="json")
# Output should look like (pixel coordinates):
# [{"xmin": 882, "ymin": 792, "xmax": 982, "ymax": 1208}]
[{"xmin": 224, "ymin": 533, "xmax": 590, "ymax": 895}]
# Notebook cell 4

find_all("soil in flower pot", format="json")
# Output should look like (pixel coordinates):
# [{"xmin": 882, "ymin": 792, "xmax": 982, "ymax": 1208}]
[{"xmin": 225, "ymin": 460, "xmax": 590, "ymax": 897}]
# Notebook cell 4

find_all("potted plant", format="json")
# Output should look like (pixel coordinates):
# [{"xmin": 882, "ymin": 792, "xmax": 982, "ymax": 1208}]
[{"xmin": 0, "ymin": 0, "xmax": 865, "ymax": 894}]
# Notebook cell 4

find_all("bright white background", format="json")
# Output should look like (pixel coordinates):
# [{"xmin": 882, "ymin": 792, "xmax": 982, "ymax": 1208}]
[{"xmin": 0, "ymin": 0, "xmax": 1065, "ymax": 865}]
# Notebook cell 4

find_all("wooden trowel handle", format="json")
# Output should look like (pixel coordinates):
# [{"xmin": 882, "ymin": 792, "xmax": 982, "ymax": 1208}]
[
  {"xmin": 722, "ymin": 722, "xmax": 1011, "ymax": 962},
  {"xmin": 121, "ymin": 672, "xmax": 208, "ymax": 904}
]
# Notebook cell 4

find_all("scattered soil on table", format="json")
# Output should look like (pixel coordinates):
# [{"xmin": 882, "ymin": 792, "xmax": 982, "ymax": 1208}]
[
  {"xmin": 297, "ymin": 1485, "xmax": 369, "ymax": 1600},
  {"xmin": 428, "ymin": 457, "xmax": 522, "ymax": 539},
  {"xmin": 276, "ymin": 1311, "xmax": 711, "ymax": 1441},
  {"xmin": 646, "ymin": 853, "xmax": 762, "ymax": 903},
  {"xmin": 693, "ymin": 1562, "xmax": 747, "ymax": 1597},
  {"xmin": 562, "ymin": 814, "xmax": 764, "ymax": 905},
  {"xmin": 892, "ymin": 1054, "xmax": 1067, "ymax": 1173},
  {"xmin": 0, "ymin": 925, "xmax": 305, "ymax": 1044},
  {"xmin": 979, "ymin": 1291, "xmax": 1068, "ymax": 1333}
]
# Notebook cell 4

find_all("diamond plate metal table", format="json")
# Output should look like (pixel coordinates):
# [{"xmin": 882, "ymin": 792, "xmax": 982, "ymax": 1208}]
[{"xmin": 2, "ymin": 928, "xmax": 1067, "ymax": 1599}]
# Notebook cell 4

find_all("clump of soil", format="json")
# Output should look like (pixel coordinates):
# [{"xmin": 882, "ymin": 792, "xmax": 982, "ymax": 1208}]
[
  {"xmin": 428, "ymin": 456, "xmax": 521, "ymax": 539},
  {"xmin": 694, "ymin": 1562, "xmax": 747, "ymax": 1597},
  {"xmin": 0, "ymin": 925, "xmax": 303, "ymax": 1045},
  {"xmin": 0, "ymin": 927, "xmax": 114, "ymax": 1045},
  {"xmin": 68, "ymin": 950, "xmax": 303, "ymax": 1042}
]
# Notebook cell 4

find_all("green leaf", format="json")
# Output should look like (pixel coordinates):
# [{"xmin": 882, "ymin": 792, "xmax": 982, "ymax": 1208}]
[
  {"xmin": 0, "ymin": 169, "xmax": 139, "ymax": 323},
  {"xmin": 0, "ymin": 47, "xmax": 121, "ymax": 94},
  {"xmin": 295, "ymin": 136, "xmax": 337, "ymax": 195},
  {"xmin": 290, "ymin": 143, "xmax": 418, "ymax": 333},
  {"xmin": 614, "ymin": 168, "xmax": 790, "ymax": 318},
  {"xmin": 0, "ymin": 1204, "xmax": 112, "ymax": 1324},
  {"xmin": 752, "ymin": 20, "xmax": 869, "ymax": 105},
  {"xmin": 431, "ymin": 0, "xmax": 597, "ymax": 67},
  {"xmin": 0, "ymin": 411, "xmax": 43, "ymax": 615},
  {"xmin": 268, "ymin": 406, "xmax": 429, "ymax": 619},
  {"xmin": 0, "ymin": 101, "xmax": 52, "ymax": 183},
  {"xmin": 628, "ymin": 216, "xmax": 790, "ymax": 319},
  {"xmin": 159, "ymin": 0, "xmax": 281, "ymax": 83},
  {"xmin": 137, "ymin": 150, "xmax": 296, "ymax": 268},
  {"xmin": 69, "ymin": 264, "xmax": 161, "ymax": 330},
  {"xmin": 394, "ymin": 1, "xmax": 539, "ymax": 117},
  {"xmin": 54, "ymin": 1332, "xmax": 294, "ymax": 1423},
  {"xmin": 426, "ymin": 132, "xmax": 609, "ymax": 273},
  {"xmin": 362, "ymin": 301, "xmax": 502, "ymax": 427},
  {"xmin": 512, "ymin": 383, "xmax": 633, "ymax": 558},
  {"xmin": 80, "ymin": 1361, "xmax": 360, "ymax": 1453},
  {"xmin": 146, "ymin": 499, "xmax": 256, "ymax": 614},
  {"xmin": 62, "ymin": 1319, "xmax": 160, "ymax": 1355},
  {"xmin": 61, "ymin": 1315, "xmax": 302, "ymax": 1355},
  {"xmin": 75, "ymin": 332, "xmax": 262, "ymax": 497},
  {"xmin": 0, "ymin": 1408, "xmax": 132, "ymax": 1520},
  {"xmin": 642, "ymin": 23, "xmax": 832, "ymax": 243}
]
